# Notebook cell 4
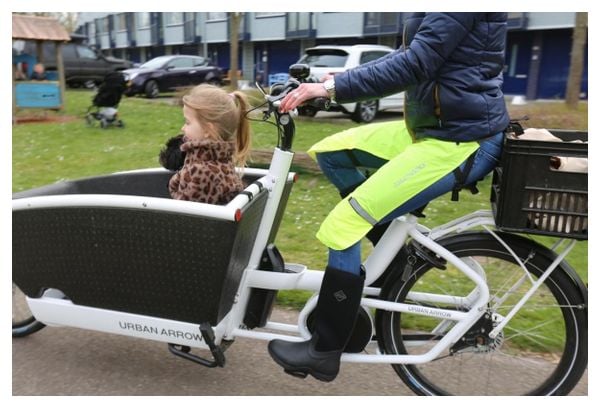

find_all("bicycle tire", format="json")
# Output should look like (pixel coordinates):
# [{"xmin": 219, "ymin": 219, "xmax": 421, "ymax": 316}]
[
  {"xmin": 375, "ymin": 231, "xmax": 587, "ymax": 395},
  {"xmin": 13, "ymin": 282, "xmax": 45, "ymax": 338}
]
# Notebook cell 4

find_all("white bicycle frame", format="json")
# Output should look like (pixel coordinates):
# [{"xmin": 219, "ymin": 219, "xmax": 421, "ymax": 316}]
[{"xmin": 23, "ymin": 142, "xmax": 577, "ymax": 366}]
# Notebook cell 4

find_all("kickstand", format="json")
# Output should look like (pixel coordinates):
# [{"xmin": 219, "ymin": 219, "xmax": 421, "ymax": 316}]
[{"xmin": 167, "ymin": 323, "xmax": 226, "ymax": 368}]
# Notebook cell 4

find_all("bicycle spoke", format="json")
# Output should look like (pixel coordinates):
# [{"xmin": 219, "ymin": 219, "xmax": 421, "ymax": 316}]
[
  {"xmin": 379, "ymin": 233, "xmax": 586, "ymax": 395},
  {"xmin": 503, "ymin": 325, "xmax": 564, "ymax": 350}
]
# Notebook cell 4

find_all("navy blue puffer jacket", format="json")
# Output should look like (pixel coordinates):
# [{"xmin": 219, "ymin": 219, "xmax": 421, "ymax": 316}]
[{"xmin": 335, "ymin": 12, "xmax": 510, "ymax": 142}]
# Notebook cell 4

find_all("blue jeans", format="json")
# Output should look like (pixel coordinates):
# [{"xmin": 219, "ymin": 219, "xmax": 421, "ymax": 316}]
[{"xmin": 319, "ymin": 132, "xmax": 504, "ymax": 275}]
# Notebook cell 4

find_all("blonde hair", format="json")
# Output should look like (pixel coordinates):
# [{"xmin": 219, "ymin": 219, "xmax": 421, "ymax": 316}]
[{"xmin": 182, "ymin": 84, "xmax": 252, "ymax": 166}]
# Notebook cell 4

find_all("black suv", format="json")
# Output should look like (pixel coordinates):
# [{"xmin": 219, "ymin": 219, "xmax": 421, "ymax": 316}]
[{"xmin": 21, "ymin": 41, "xmax": 133, "ymax": 88}]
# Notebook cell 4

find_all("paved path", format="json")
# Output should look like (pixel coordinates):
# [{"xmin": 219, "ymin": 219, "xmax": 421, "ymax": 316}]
[{"xmin": 12, "ymin": 307, "xmax": 587, "ymax": 396}]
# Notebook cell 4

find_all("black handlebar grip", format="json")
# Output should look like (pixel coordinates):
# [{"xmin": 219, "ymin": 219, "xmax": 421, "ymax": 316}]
[{"xmin": 306, "ymin": 97, "xmax": 330, "ymax": 111}]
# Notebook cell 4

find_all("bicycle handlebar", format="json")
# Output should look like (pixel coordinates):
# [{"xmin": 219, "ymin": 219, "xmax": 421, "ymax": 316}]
[{"xmin": 261, "ymin": 64, "xmax": 330, "ymax": 151}]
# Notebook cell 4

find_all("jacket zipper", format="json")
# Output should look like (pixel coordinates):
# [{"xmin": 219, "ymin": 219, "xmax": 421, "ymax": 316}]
[
  {"xmin": 434, "ymin": 83, "xmax": 442, "ymax": 127},
  {"xmin": 402, "ymin": 22, "xmax": 417, "ymax": 140}
]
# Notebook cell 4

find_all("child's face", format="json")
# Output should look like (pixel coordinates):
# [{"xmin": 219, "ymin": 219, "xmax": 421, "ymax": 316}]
[{"xmin": 181, "ymin": 106, "xmax": 206, "ymax": 141}]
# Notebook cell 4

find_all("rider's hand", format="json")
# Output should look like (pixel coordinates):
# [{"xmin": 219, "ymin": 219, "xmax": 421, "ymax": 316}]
[{"xmin": 279, "ymin": 83, "xmax": 328, "ymax": 113}]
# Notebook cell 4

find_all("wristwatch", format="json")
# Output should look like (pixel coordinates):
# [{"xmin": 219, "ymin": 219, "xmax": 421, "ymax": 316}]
[{"xmin": 323, "ymin": 78, "xmax": 336, "ymax": 101}]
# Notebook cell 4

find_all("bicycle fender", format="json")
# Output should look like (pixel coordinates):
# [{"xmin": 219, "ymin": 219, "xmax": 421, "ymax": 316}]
[{"xmin": 376, "ymin": 231, "xmax": 587, "ymax": 316}]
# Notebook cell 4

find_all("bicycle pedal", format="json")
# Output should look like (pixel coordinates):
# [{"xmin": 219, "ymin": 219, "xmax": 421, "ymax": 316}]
[{"xmin": 284, "ymin": 369, "xmax": 308, "ymax": 379}]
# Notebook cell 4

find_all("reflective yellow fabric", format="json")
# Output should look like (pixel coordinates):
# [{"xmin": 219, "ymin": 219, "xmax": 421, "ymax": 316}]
[
  {"xmin": 315, "ymin": 133, "xmax": 479, "ymax": 250},
  {"xmin": 307, "ymin": 120, "xmax": 412, "ymax": 161}
]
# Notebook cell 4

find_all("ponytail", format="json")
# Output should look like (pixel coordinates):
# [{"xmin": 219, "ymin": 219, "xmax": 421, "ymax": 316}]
[{"xmin": 230, "ymin": 91, "xmax": 252, "ymax": 167}]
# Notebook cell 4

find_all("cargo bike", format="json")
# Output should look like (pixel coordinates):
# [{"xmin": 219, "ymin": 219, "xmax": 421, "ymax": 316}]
[{"xmin": 12, "ymin": 68, "xmax": 588, "ymax": 395}]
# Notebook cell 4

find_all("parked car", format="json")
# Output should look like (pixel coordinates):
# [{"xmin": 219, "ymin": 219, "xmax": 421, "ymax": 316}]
[
  {"xmin": 19, "ymin": 40, "xmax": 133, "ymax": 88},
  {"xmin": 297, "ymin": 44, "xmax": 404, "ymax": 123},
  {"xmin": 122, "ymin": 55, "xmax": 223, "ymax": 98}
]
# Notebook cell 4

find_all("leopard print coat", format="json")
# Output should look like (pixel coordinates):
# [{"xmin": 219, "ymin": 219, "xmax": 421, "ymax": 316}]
[{"xmin": 168, "ymin": 138, "xmax": 243, "ymax": 205}]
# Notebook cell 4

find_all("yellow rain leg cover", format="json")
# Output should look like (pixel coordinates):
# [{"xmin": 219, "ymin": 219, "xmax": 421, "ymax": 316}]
[
  {"xmin": 308, "ymin": 120, "xmax": 413, "ymax": 161},
  {"xmin": 315, "ymin": 131, "xmax": 479, "ymax": 250}
]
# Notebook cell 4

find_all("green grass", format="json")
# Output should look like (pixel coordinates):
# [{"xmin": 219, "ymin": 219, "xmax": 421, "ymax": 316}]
[
  {"xmin": 13, "ymin": 90, "xmax": 588, "ymax": 319},
  {"xmin": 12, "ymin": 90, "xmax": 351, "ymax": 191}
]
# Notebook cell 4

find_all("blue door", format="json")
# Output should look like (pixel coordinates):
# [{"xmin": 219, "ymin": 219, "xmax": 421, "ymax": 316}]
[
  {"xmin": 266, "ymin": 42, "xmax": 300, "ymax": 79},
  {"xmin": 503, "ymin": 31, "xmax": 531, "ymax": 95},
  {"xmin": 538, "ymin": 29, "xmax": 588, "ymax": 99}
]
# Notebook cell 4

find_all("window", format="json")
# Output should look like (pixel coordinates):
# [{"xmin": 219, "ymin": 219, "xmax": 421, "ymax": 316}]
[
  {"xmin": 62, "ymin": 44, "xmax": 78, "ymax": 60},
  {"xmin": 168, "ymin": 58, "xmax": 194, "ymax": 69},
  {"xmin": 287, "ymin": 12, "xmax": 310, "ymax": 32},
  {"xmin": 115, "ymin": 13, "xmax": 127, "ymax": 31},
  {"xmin": 298, "ymin": 13, "xmax": 310, "ymax": 30},
  {"xmin": 137, "ymin": 12, "xmax": 150, "ymax": 28},
  {"xmin": 365, "ymin": 12, "xmax": 379, "ymax": 26},
  {"xmin": 359, "ymin": 51, "xmax": 389, "ymax": 65},
  {"xmin": 193, "ymin": 57, "xmax": 207, "ymax": 67},
  {"xmin": 140, "ymin": 56, "xmax": 172, "ymax": 69},
  {"xmin": 299, "ymin": 51, "xmax": 348, "ymax": 68},
  {"xmin": 256, "ymin": 12, "xmax": 284, "ymax": 18},
  {"xmin": 95, "ymin": 17, "xmax": 109, "ymax": 33},
  {"xmin": 77, "ymin": 45, "xmax": 97, "ymax": 60},
  {"xmin": 165, "ymin": 12, "xmax": 183, "ymax": 26},
  {"xmin": 207, "ymin": 12, "xmax": 227, "ymax": 21},
  {"xmin": 381, "ymin": 13, "xmax": 397, "ymax": 26},
  {"xmin": 364, "ymin": 12, "xmax": 400, "ymax": 35},
  {"xmin": 365, "ymin": 12, "xmax": 398, "ymax": 27},
  {"xmin": 183, "ymin": 12, "xmax": 195, "ymax": 23}
]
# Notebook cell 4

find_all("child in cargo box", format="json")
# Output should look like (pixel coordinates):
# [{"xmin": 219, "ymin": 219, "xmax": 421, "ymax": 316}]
[{"xmin": 162, "ymin": 84, "xmax": 251, "ymax": 205}]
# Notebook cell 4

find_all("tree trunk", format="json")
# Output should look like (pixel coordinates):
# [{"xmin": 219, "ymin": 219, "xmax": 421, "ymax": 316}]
[
  {"xmin": 565, "ymin": 12, "xmax": 587, "ymax": 109},
  {"xmin": 228, "ymin": 13, "xmax": 242, "ymax": 90}
]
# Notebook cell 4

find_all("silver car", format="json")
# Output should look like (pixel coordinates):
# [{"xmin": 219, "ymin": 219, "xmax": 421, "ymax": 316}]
[{"xmin": 297, "ymin": 44, "xmax": 404, "ymax": 123}]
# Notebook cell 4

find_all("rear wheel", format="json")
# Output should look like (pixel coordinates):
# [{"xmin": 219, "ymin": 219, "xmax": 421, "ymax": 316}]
[
  {"xmin": 350, "ymin": 100, "xmax": 378, "ymax": 123},
  {"xmin": 145, "ymin": 80, "xmax": 160, "ymax": 98},
  {"xmin": 13, "ymin": 283, "xmax": 45, "ymax": 337},
  {"xmin": 376, "ymin": 232, "xmax": 587, "ymax": 395},
  {"xmin": 84, "ymin": 80, "xmax": 96, "ymax": 89}
]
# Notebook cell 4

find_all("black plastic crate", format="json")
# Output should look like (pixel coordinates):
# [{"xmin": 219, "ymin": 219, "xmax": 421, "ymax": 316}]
[{"xmin": 491, "ymin": 129, "xmax": 588, "ymax": 240}]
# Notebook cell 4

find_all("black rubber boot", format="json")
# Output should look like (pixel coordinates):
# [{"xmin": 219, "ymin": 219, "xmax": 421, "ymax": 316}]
[{"xmin": 268, "ymin": 267, "xmax": 365, "ymax": 382}]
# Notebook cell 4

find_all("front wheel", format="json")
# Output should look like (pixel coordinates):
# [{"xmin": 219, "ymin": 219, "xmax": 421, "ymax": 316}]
[
  {"xmin": 350, "ymin": 100, "xmax": 378, "ymax": 123},
  {"xmin": 145, "ymin": 80, "xmax": 160, "ymax": 98},
  {"xmin": 13, "ymin": 283, "xmax": 45, "ymax": 337},
  {"xmin": 375, "ymin": 232, "xmax": 587, "ymax": 395}
]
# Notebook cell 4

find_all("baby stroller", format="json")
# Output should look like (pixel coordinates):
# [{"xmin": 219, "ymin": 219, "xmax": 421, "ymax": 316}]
[{"xmin": 85, "ymin": 72, "xmax": 127, "ymax": 128}]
